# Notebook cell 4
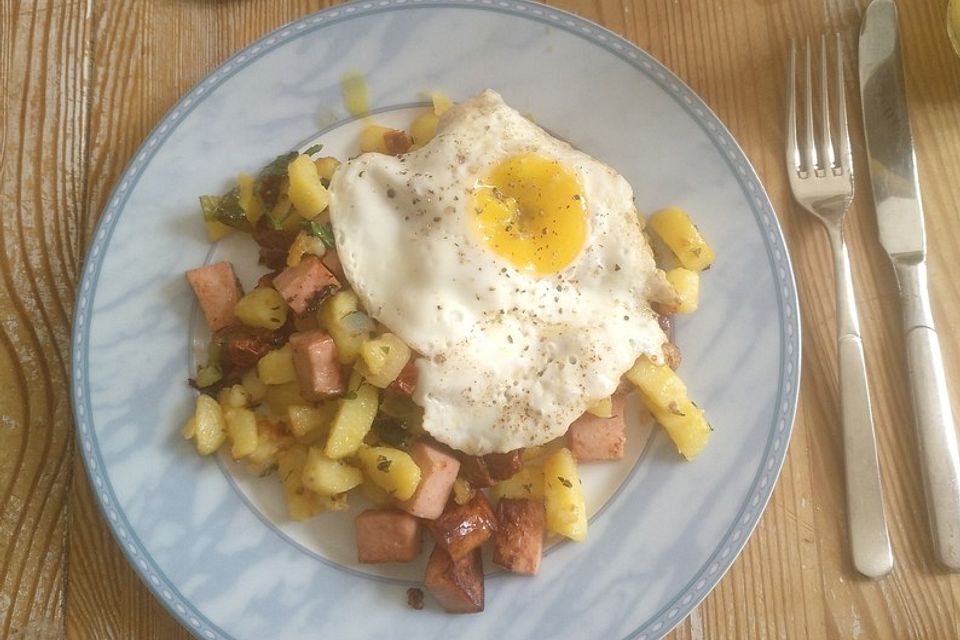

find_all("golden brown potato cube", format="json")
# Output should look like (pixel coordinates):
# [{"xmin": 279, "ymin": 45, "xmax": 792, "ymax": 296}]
[
  {"xmin": 624, "ymin": 355, "xmax": 688, "ymax": 412},
  {"xmin": 491, "ymin": 465, "xmax": 544, "ymax": 501},
  {"xmin": 357, "ymin": 445, "xmax": 422, "ymax": 501},
  {"xmin": 287, "ymin": 154, "xmax": 329, "ymax": 220},
  {"xmin": 585, "ymin": 396, "xmax": 613, "ymax": 418},
  {"xmin": 257, "ymin": 344, "xmax": 297, "ymax": 385},
  {"xmin": 241, "ymin": 368, "xmax": 268, "ymax": 403},
  {"xmin": 648, "ymin": 207, "xmax": 715, "ymax": 271},
  {"xmin": 190, "ymin": 394, "xmax": 227, "ymax": 455},
  {"xmin": 225, "ymin": 407, "xmax": 258, "ymax": 459},
  {"xmin": 237, "ymin": 171, "xmax": 262, "ymax": 225},
  {"xmin": 263, "ymin": 380, "xmax": 310, "ymax": 416},
  {"xmin": 543, "ymin": 448, "xmax": 587, "ymax": 541},
  {"xmin": 234, "ymin": 288, "xmax": 289, "ymax": 331},
  {"xmin": 409, "ymin": 110, "xmax": 440, "ymax": 147},
  {"xmin": 318, "ymin": 290, "xmax": 370, "ymax": 365},
  {"xmin": 314, "ymin": 156, "xmax": 340, "ymax": 183},
  {"xmin": 664, "ymin": 267, "xmax": 699, "ymax": 314},
  {"xmin": 359, "ymin": 124, "xmax": 392, "ymax": 154},
  {"xmin": 324, "ymin": 380, "xmax": 379, "ymax": 459},
  {"xmin": 355, "ymin": 333, "xmax": 412, "ymax": 388},
  {"xmin": 643, "ymin": 397, "xmax": 712, "ymax": 461},
  {"xmin": 301, "ymin": 447, "xmax": 363, "ymax": 495},
  {"xmin": 286, "ymin": 404, "xmax": 334, "ymax": 438}
]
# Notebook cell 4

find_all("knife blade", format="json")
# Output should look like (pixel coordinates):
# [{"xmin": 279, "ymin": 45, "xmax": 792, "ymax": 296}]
[{"xmin": 860, "ymin": 0, "xmax": 960, "ymax": 570}]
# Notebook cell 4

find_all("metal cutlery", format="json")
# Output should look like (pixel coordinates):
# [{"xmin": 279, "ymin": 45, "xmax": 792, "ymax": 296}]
[
  {"xmin": 786, "ymin": 35, "xmax": 894, "ymax": 578},
  {"xmin": 860, "ymin": 0, "xmax": 960, "ymax": 570}
]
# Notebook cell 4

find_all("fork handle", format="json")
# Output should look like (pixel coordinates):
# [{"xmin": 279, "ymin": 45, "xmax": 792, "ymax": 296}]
[
  {"xmin": 895, "ymin": 260, "xmax": 960, "ymax": 570},
  {"xmin": 829, "ymin": 225, "xmax": 894, "ymax": 578}
]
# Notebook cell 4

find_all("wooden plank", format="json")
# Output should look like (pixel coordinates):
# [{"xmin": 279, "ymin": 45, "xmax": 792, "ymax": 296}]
[{"xmin": 0, "ymin": 0, "xmax": 91, "ymax": 637}]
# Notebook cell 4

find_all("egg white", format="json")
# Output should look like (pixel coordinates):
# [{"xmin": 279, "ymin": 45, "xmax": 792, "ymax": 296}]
[{"xmin": 328, "ymin": 89, "xmax": 675, "ymax": 455}]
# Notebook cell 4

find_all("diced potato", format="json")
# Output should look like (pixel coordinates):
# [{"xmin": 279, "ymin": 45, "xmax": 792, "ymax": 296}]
[
  {"xmin": 647, "ymin": 207, "xmax": 715, "ymax": 271},
  {"xmin": 181, "ymin": 416, "xmax": 196, "ymax": 439},
  {"xmin": 318, "ymin": 290, "xmax": 371, "ymax": 365},
  {"xmin": 287, "ymin": 404, "xmax": 334, "ymax": 438},
  {"xmin": 204, "ymin": 219, "xmax": 233, "ymax": 242},
  {"xmin": 492, "ymin": 465, "xmax": 544, "ymax": 501},
  {"xmin": 286, "ymin": 231, "xmax": 328, "ymax": 268},
  {"xmin": 586, "ymin": 396, "xmax": 613, "ymax": 418},
  {"xmin": 301, "ymin": 447, "xmax": 363, "ymax": 495},
  {"xmin": 324, "ymin": 379, "xmax": 379, "ymax": 459},
  {"xmin": 665, "ymin": 268, "xmax": 699, "ymax": 314},
  {"xmin": 277, "ymin": 446, "xmax": 326, "ymax": 520},
  {"xmin": 257, "ymin": 344, "xmax": 296, "ymax": 385},
  {"xmin": 431, "ymin": 91, "xmax": 453, "ymax": 115},
  {"xmin": 624, "ymin": 355, "xmax": 688, "ymax": 411},
  {"xmin": 246, "ymin": 420, "xmax": 290, "ymax": 474},
  {"xmin": 521, "ymin": 446, "xmax": 547, "ymax": 462},
  {"xmin": 452, "ymin": 478, "xmax": 476, "ymax": 505},
  {"xmin": 225, "ymin": 407, "xmax": 258, "ymax": 459},
  {"xmin": 191, "ymin": 394, "xmax": 227, "ymax": 455},
  {"xmin": 194, "ymin": 364, "xmax": 222, "ymax": 389},
  {"xmin": 237, "ymin": 171, "xmax": 262, "ymax": 225},
  {"xmin": 543, "ymin": 448, "xmax": 587, "ymax": 541},
  {"xmin": 356, "ymin": 445, "xmax": 422, "ymax": 501},
  {"xmin": 287, "ymin": 154, "xmax": 329, "ymax": 220},
  {"xmin": 218, "ymin": 384, "xmax": 251, "ymax": 410},
  {"xmin": 410, "ymin": 110, "xmax": 439, "ymax": 147},
  {"xmin": 263, "ymin": 380, "xmax": 310, "ymax": 416},
  {"xmin": 642, "ymin": 397, "xmax": 712, "ymax": 460},
  {"xmin": 314, "ymin": 156, "xmax": 341, "ymax": 183},
  {"xmin": 235, "ymin": 288, "xmax": 288, "ymax": 331},
  {"xmin": 241, "ymin": 368, "xmax": 268, "ymax": 403},
  {"xmin": 355, "ymin": 333, "xmax": 412, "ymax": 388},
  {"xmin": 359, "ymin": 124, "xmax": 392, "ymax": 154}
]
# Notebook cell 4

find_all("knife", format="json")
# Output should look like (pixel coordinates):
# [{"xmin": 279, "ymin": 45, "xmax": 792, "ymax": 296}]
[{"xmin": 860, "ymin": 0, "xmax": 960, "ymax": 570}]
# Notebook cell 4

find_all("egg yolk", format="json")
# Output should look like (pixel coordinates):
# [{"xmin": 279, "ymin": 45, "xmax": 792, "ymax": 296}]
[{"xmin": 471, "ymin": 153, "xmax": 588, "ymax": 274}]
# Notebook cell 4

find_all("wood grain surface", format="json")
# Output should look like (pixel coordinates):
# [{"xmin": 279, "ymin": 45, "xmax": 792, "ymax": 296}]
[{"xmin": 1, "ymin": 0, "xmax": 959, "ymax": 638}]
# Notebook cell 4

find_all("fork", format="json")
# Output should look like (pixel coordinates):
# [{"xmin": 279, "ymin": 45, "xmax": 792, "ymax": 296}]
[{"xmin": 786, "ymin": 35, "xmax": 893, "ymax": 578}]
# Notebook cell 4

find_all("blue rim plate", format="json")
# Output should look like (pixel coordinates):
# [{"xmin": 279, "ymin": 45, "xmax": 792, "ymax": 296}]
[{"xmin": 71, "ymin": 2, "xmax": 800, "ymax": 638}]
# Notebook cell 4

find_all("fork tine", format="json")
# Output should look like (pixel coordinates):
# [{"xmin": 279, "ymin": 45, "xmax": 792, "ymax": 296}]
[
  {"xmin": 820, "ymin": 34, "xmax": 835, "ymax": 171},
  {"xmin": 803, "ymin": 38, "xmax": 819, "ymax": 173},
  {"xmin": 786, "ymin": 40, "xmax": 799, "ymax": 172},
  {"xmin": 835, "ymin": 33, "xmax": 853, "ymax": 175}
]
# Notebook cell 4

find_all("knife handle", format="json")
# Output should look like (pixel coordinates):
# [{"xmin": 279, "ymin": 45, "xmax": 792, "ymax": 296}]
[{"xmin": 896, "ymin": 261, "xmax": 960, "ymax": 570}]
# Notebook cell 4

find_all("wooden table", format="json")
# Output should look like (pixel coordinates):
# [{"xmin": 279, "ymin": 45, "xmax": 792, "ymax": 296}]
[{"xmin": 2, "ymin": 0, "xmax": 959, "ymax": 637}]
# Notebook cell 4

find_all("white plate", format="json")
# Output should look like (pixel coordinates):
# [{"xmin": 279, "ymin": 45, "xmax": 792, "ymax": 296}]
[{"xmin": 72, "ymin": 2, "xmax": 800, "ymax": 639}]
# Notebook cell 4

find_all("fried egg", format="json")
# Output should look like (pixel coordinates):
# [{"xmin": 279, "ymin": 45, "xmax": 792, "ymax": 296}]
[{"xmin": 328, "ymin": 90, "xmax": 675, "ymax": 455}]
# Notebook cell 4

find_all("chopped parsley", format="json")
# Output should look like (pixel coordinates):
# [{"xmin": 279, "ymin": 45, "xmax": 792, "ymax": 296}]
[
  {"xmin": 376, "ymin": 455, "xmax": 392, "ymax": 472},
  {"xmin": 301, "ymin": 220, "xmax": 336, "ymax": 248},
  {"xmin": 303, "ymin": 143, "xmax": 324, "ymax": 156},
  {"xmin": 557, "ymin": 476, "xmax": 573, "ymax": 489}
]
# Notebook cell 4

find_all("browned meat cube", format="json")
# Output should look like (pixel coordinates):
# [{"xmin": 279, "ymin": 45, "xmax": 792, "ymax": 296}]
[
  {"xmin": 460, "ymin": 449, "xmax": 523, "ymax": 488},
  {"xmin": 485, "ymin": 449, "xmax": 523, "ymax": 481},
  {"xmin": 424, "ymin": 545, "xmax": 484, "ymax": 614},
  {"xmin": 272, "ymin": 255, "xmax": 339, "ymax": 315},
  {"xmin": 399, "ymin": 441, "xmax": 460, "ymax": 519},
  {"xmin": 384, "ymin": 129, "xmax": 413, "ymax": 155},
  {"xmin": 387, "ymin": 359, "xmax": 418, "ymax": 397},
  {"xmin": 185, "ymin": 261, "xmax": 242, "ymax": 332},
  {"xmin": 426, "ymin": 492, "xmax": 497, "ymax": 560},
  {"xmin": 493, "ymin": 498, "xmax": 545, "ymax": 575},
  {"xmin": 355, "ymin": 509, "xmax": 422, "ymax": 564},
  {"xmin": 320, "ymin": 248, "xmax": 344, "ymax": 281},
  {"xmin": 567, "ymin": 395, "xmax": 627, "ymax": 462},
  {"xmin": 289, "ymin": 330, "xmax": 345, "ymax": 400},
  {"xmin": 459, "ymin": 455, "xmax": 495, "ymax": 488}
]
